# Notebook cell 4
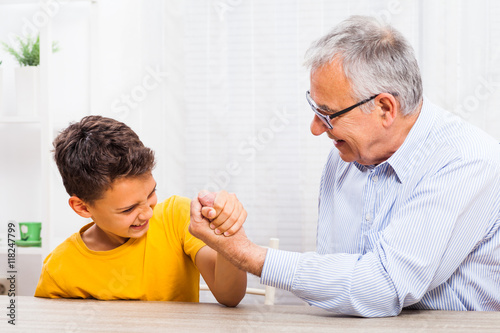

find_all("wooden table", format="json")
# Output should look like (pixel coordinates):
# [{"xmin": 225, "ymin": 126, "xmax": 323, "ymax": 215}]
[{"xmin": 1, "ymin": 296, "xmax": 499, "ymax": 332}]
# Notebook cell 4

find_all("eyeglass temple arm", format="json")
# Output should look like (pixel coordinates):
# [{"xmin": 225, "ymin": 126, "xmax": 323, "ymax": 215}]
[{"xmin": 328, "ymin": 94, "xmax": 379, "ymax": 119}]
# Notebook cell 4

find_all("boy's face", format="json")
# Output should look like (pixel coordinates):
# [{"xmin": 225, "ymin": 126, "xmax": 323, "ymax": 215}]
[{"xmin": 86, "ymin": 173, "xmax": 157, "ymax": 241}]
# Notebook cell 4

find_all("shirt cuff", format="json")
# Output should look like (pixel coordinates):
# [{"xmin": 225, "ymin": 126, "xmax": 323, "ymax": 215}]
[{"xmin": 260, "ymin": 248, "xmax": 301, "ymax": 291}]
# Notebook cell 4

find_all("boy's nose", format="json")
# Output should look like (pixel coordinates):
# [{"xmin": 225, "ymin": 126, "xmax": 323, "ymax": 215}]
[{"xmin": 139, "ymin": 205, "xmax": 154, "ymax": 221}]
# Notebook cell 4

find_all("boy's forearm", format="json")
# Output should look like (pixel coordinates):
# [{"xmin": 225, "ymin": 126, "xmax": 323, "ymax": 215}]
[{"xmin": 212, "ymin": 253, "xmax": 247, "ymax": 307}]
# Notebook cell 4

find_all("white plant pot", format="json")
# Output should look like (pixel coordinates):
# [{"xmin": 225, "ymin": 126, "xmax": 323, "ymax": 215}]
[{"xmin": 15, "ymin": 66, "xmax": 40, "ymax": 117}]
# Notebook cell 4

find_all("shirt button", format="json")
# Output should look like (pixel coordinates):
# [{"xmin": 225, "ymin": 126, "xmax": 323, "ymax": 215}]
[
  {"xmin": 366, "ymin": 214, "xmax": 372, "ymax": 222},
  {"xmin": 372, "ymin": 175, "xmax": 378, "ymax": 182}
]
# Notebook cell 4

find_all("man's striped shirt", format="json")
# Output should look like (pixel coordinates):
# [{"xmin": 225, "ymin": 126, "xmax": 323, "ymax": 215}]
[{"xmin": 261, "ymin": 99, "xmax": 500, "ymax": 317}]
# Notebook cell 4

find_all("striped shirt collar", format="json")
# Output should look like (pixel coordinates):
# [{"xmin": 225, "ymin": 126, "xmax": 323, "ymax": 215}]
[{"xmin": 354, "ymin": 98, "xmax": 435, "ymax": 184}]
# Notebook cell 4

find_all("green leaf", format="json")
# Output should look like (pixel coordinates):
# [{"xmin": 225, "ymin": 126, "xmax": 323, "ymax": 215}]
[{"xmin": 1, "ymin": 34, "xmax": 58, "ymax": 67}]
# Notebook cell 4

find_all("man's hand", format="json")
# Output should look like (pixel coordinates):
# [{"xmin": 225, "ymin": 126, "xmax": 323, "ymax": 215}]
[
  {"xmin": 189, "ymin": 190, "xmax": 267, "ymax": 277},
  {"xmin": 196, "ymin": 190, "xmax": 247, "ymax": 237}
]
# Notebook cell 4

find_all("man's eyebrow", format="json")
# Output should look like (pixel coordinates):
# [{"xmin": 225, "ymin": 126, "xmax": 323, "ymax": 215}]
[{"xmin": 317, "ymin": 103, "xmax": 337, "ymax": 114}]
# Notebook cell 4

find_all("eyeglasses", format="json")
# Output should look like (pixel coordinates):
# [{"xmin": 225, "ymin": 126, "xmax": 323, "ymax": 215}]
[{"xmin": 306, "ymin": 91, "xmax": 379, "ymax": 130}]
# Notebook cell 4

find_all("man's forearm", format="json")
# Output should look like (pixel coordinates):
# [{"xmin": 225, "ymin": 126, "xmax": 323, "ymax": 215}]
[{"xmin": 208, "ymin": 232, "xmax": 267, "ymax": 277}]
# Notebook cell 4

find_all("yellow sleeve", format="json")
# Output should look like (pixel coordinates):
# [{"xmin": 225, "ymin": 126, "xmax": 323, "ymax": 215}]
[
  {"xmin": 34, "ymin": 260, "xmax": 67, "ymax": 298},
  {"xmin": 170, "ymin": 196, "xmax": 206, "ymax": 263}
]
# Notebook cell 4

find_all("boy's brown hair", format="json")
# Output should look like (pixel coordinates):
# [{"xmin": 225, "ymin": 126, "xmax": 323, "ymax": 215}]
[{"xmin": 53, "ymin": 115, "xmax": 155, "ymax": 205}]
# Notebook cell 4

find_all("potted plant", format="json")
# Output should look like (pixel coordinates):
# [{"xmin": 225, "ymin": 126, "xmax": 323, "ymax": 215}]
[{"xmin": 2, "ymin": 34, "xmax": 58, "ymax": 117}]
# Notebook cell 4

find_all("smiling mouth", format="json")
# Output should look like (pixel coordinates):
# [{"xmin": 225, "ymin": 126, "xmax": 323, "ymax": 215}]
[
  {"xmin": 333, "ymin": 139, "xmax": 346, "ymax": 147},
  {"xmin": 131, "ymin": 220, "xmax": 148, "ymax": 228}
]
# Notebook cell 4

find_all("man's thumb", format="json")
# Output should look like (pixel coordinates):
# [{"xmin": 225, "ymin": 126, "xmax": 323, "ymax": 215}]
[{"xmin": 199, "ymin": 190, "xmax": 216, "ymax": 207}]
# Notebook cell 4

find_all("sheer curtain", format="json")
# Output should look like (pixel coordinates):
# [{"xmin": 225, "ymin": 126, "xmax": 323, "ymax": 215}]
[
  {"xmin": 3, "ymin": 0, "xmax": 496, "ymax": 304},
  {"xmin": 100, "ymin": 0, "xmax": 500, "ymax": 304},
  {"xmin": 126, "ymin": 0, "xmax": 498, "ymax": 304},
  {"xmin": 144, "ymin": 0, "xmax": 500, "ymax": 254}
]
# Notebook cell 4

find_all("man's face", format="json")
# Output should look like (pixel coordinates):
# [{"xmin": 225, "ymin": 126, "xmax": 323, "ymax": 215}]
[
  {"xmin": 309, "ymin": 60, "xmax": 387, "ymax": 165},
  {"xmin": 85, "ymin": 173, "xmax": 158, "ymax": 242}
]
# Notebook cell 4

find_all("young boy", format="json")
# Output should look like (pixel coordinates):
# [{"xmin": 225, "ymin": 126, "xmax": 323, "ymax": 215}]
[{"xmin": 34, "ymin": 115, "xmax": 247, "ymax": 306}]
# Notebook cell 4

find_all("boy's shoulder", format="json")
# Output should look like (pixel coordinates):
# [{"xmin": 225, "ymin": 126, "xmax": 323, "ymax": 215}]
[
  {"xmin": 152, "ymin": 195, "xmax": 191, "ymax": 222},
  {"xmin": 42, "ymin": 228, "xmax": 85, "ymax": 266},
  {"xmin": 151, "ymin": 195, "xmax": 200, "ymax": 245},
  {"xmin": 155, "ymin": 195, "xmax": 191, "ymax": 210}
]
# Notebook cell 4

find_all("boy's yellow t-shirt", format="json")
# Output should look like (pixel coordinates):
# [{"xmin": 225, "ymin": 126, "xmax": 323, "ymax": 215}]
[{"xmin": 34, "ymin": 195, "xmax": 206, "ymax": 301}]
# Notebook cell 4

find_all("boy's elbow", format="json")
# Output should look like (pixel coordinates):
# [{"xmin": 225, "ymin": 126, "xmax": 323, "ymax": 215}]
[
  {"xmin": 216, "ymin": 291, "xmax": 245, "ymax": 307},
  {"xmin": 211, "ymin": 269, "xmax": 247, "ymax": 307},
  {"xmin": 214, "ymin": 283, "xmax": 247, "ymax": 307},
  {"xmin": 218, "ymin": 299, "xmax": 240, "ymax": 307}
]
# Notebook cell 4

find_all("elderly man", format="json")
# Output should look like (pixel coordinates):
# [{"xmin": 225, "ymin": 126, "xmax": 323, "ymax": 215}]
[{"xmin": 190, "ymin": 15, "xmax": 500, "ymax": 317}]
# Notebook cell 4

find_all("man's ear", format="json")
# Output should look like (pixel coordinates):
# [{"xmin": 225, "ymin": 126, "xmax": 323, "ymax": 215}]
[
  {"xmin": 69, "ymin": 196, "xmax": 93, "ymax": 218},
  {"xmin": 376, "ymin": 93, "xmax": 398, "ymax": 128}
]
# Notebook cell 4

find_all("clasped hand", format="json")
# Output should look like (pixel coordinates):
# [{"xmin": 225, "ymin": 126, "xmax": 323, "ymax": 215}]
[{"xmin": 189, "ymin": 190, "xmax": 247, "ymax": 240}]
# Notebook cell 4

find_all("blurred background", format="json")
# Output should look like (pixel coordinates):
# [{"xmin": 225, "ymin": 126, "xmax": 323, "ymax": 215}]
[{"xmin": 0, "ymin": 0, "xmax": 499, "ymax": 303}]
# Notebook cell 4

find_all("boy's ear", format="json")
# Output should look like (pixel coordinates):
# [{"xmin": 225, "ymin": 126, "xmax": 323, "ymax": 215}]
[{"xmin": 68, "ymin": 196, "xmax": 93, "ymax": 218}]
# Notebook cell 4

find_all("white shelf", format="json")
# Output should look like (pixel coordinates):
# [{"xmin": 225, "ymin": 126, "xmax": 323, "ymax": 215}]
[
  {"xmin": 1, "ymin": 0, "xmax": 99, "ymax": 259},
  {"xmin": 17, "ymin": 246, "xmax": 43, "ymax": 255},
  {"xmin": 0, "ymin": 246, "xmax": 42, "ymax": 255}
]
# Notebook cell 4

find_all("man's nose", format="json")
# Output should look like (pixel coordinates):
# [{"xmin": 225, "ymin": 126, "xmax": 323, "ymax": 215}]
[{"xmin": 310, "ymin": 115, "xmax": 329, "ymax": 136}]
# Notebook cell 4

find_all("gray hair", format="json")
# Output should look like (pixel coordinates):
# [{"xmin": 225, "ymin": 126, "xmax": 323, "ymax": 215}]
[{"xmin": 304, "ymin": 15, "xmax": 423, "ymax": 116}]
